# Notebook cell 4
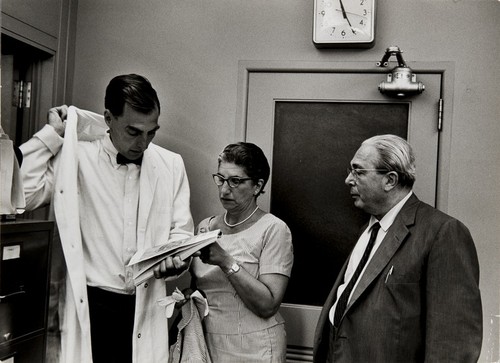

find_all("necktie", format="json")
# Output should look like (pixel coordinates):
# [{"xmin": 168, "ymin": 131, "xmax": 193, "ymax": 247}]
[
  {"xmin": 334, "ymin": 222, "xmax": 380, "ymax": 327},
  {"xmin": 116, "ymin": 153, "xmax": 143, "ymax": 165}
]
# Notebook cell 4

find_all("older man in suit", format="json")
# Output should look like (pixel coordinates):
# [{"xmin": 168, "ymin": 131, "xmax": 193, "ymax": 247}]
[{"xmin": 313, "ymin": 134, "xmax": 482, "ymax": 362}]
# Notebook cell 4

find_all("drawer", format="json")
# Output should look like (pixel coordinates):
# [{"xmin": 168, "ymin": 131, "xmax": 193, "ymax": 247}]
[
  {"xmin": 1, "ymin": 222, "xmax": 52, "ymax": 343},
  {"xmin": 0, "ymin": 333, "xmax": 45, "ymax": 363}
]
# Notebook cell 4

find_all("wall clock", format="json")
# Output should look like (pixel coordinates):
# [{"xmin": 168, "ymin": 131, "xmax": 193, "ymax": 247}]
[{"xmin": 313, "ymin": 0, "xmax": 376, "ymax": 48}]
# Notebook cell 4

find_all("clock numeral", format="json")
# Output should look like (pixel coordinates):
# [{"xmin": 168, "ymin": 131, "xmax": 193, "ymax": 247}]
[
  {"xmin": 330, "ymin": 27, "xmax": 336, "ymax": 35},
  {"xmin": 341, "ymin": 30, "xmax": 346, "ymax": 37},
  {"xmin": 360, "ymin": 0, "xmax": 365, "ymax": 5}
]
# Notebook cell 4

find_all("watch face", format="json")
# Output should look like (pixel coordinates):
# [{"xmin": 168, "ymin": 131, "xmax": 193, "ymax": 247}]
[{"xmin": 313, "ymin": 0, "xmax": 375, "ymax": 47}]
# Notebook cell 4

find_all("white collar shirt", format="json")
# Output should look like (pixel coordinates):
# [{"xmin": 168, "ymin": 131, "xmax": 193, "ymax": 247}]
[
  {"xmin": 78, "ymin": 134, "xmax": 140, "ymax": 294},
  {"xmin": 329, "ymin": 190, "xmax": 413, "ymax": 325}
]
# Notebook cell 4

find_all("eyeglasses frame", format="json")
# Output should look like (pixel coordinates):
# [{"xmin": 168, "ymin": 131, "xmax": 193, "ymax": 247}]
[
  {"xmin": 212, "ymin": 173, "xmax": 254, "ymax": 188},
  {"xmin": 347, "ymin": 167, "xmax": 391, "ymax": 181}
]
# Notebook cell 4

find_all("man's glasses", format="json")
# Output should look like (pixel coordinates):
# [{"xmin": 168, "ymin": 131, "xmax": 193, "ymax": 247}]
[
  {"xmin": 347, "ymin": 167, "xmax": 390, "ymax": 180},
  {"xmin": 212, "ymin": 174, "xmax": 253, "ymax": 188}
]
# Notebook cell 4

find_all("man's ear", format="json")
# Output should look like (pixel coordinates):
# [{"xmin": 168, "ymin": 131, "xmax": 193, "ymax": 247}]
[
  {"xmin": 104, "ymin": 109, "xmax": 113, "ymax": 127},
  {"xmin": 384, "ymin": 171, "xmax": 399, "ymax": 191}
]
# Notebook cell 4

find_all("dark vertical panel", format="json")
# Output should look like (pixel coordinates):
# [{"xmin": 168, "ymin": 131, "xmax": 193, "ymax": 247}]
[{"xmin": 271, "ymin": 101, "xmax": 408, "ymax": 306}]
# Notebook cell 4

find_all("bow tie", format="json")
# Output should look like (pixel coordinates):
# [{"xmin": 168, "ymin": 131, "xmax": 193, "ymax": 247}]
[{"xmin": 116, "ymin": 153, "xmax": 143, "ymax": 165}]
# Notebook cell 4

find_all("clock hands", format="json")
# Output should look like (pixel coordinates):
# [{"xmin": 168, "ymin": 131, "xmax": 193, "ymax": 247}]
[
  {"xmin": 313, "ymin": 0, "xmax": 375, "ymax": 47},
  {"xmin": 338, "ymin": 0, "xmax": 351, "ymax": 25},
  {"xmin": 338, "ymin": 0, "xmax": 356, "ymax": 34},
  {"xmin": 335, "ymin": 9, "xmax": 367, "ymax": 19}
]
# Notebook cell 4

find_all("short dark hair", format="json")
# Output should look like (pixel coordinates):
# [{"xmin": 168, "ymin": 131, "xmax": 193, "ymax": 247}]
[
  {"xmin": 218, "ymin": 142, "xmax": 270, "ymax": 196},
  {"xmin": 104, "ymin": 74, "xmax": 160, "ymax": 116}
]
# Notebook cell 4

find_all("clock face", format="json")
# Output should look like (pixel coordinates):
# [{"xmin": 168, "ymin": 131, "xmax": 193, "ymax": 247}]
[{"xmin": 313, "ymin": 0, "xmax": 375, "ymax": 47}]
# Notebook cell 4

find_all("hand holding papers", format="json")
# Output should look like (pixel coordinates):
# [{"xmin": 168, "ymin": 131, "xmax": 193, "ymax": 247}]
[{"xmin": 128, "ymin": 229, "xmax": 221, "ymax": 285}]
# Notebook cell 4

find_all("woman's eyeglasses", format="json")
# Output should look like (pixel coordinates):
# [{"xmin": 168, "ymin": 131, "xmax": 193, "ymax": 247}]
[{"xmin": 212, "ymin": 174, "xmax": 253, "ymax": 188}]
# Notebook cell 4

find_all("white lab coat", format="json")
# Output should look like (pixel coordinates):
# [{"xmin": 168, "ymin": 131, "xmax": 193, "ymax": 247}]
[{"xmin": 20, "ymin": 106, "xmax": 194, "ymax": 363}]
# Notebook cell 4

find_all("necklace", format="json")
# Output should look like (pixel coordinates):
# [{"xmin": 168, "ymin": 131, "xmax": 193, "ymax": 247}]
[{"xmin": 224, "ymin": 206, "xmax": 259, "ymax": 228}]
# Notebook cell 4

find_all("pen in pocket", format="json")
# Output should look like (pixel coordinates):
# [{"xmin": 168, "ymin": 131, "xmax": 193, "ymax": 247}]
[{"xmin": 385, "ymin": 265, "xmax": 394, "ymax": 283}]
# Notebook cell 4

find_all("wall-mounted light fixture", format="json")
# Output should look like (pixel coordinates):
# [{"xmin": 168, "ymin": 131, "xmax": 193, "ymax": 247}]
[{"xmin": 377, "ymin": 46, "xmax": 425, "ymax": 98}]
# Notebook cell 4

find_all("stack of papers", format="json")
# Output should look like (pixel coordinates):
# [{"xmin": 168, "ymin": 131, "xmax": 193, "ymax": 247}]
[{"xmin": 128, "ymin": 229, "xmax": 221, "ymax": 285}]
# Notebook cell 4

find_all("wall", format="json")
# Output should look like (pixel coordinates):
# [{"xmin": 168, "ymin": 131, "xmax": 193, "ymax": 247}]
[
  {"xmin": 71, "ymin": 1, "xmax": 499, "ymax": 360},
  {"xmin": 1, "ymin": 0, "xmax": 78, "ymax": 126}
]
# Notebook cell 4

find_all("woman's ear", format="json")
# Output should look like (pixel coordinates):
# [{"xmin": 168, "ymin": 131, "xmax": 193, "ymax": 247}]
[{"xmin": 254, "ymin": 179, "xmax": 264, "ymax": 195}]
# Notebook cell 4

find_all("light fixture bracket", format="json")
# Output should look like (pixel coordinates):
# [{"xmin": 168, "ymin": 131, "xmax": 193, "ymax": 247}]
[{"xmin": 377, "ymin": 46, "xmax": 425, "ymax": 98}]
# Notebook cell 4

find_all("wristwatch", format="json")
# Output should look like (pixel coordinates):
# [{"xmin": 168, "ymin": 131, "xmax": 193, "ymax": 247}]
[{"xmin": 226, "ymin": 262, "xmax": 240, "ymax": 276}]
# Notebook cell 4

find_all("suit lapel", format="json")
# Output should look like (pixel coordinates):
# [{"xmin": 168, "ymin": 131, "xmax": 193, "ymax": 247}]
[
  {"xmin": 346, "ymin": 194, "xmax": 419, "ymax": 312},
  {"xmin": 315, "ymin": 257, "xmax": 349, "ymax": 353},
  {"xmin": 316, "ymin": 225, "xmax": 365, "ymax": 340},
  {"xmin": 327, "ymin": 260, "xmax": 349, "ymax": 309}
]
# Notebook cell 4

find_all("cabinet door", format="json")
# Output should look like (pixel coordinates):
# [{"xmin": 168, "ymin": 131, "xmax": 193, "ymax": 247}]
[
  {"xmin": 0, "ymin": 334, "xmax": 45, "ymax": 363},
  {"xmin": 0, "ymin": 221, "xmax": 53, "ymax": 359}
]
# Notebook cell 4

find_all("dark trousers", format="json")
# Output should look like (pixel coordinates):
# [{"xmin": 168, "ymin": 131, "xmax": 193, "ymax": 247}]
[{"xmin": 87, "ymin": 286, "xmax": 136, "ymax": 363}]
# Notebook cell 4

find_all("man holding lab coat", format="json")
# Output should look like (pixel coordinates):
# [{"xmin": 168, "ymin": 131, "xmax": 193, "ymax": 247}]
[{"xmin": 20, "ymin": 74, "xmax": 194, "ymax": 363}]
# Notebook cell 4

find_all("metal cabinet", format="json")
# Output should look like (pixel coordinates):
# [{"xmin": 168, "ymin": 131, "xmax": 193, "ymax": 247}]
[{"xmin": 0, "ymin": 220, "xmax": 53, "ymax": 362}]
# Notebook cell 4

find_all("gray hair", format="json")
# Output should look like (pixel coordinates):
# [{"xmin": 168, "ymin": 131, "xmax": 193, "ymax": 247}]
[{"xmin": 362, "ymin": 134, "xmax": 416, "ymax": 188}]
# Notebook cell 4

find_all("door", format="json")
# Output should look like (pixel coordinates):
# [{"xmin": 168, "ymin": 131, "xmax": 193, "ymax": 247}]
[
  {"xmin": 1, "ymin": 34, "xmax": 54, "ymax": 146},
  {"xmin": 240, "ymin": 63, "xmax": 443, "ymax": 361}
]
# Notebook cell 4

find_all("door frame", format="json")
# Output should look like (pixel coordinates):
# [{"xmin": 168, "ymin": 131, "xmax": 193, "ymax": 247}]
[{"xmin": 235, "ymin": 60, "xmax": 455, "ymax": 212}]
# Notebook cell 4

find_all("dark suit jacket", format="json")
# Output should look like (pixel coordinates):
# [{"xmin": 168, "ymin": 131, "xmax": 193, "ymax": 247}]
[{"xmin": 313, "ymin": 194, "xmax": 482, "ymax": 363}]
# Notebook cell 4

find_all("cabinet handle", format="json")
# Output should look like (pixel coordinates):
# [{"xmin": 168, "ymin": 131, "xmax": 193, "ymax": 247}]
[{"xmin": 0, "ymin": 290, "xmax": 26, "ymax": 302}]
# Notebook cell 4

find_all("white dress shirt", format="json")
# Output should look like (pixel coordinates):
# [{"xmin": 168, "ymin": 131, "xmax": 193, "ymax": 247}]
[
  {"xmin": 329, "ymin": 191, "xmax": 413, "ymax": 324},
  {"xmin": 79, "ymin": 135, "xmax": 140, "ymax": 294}
]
